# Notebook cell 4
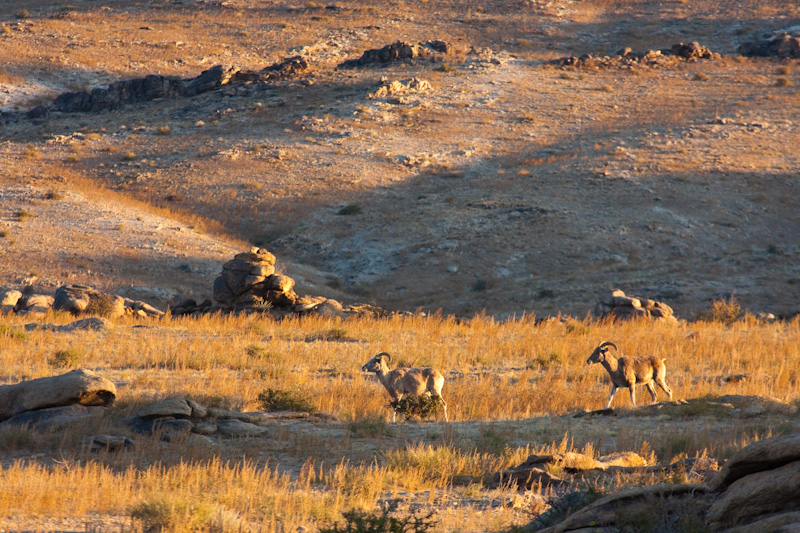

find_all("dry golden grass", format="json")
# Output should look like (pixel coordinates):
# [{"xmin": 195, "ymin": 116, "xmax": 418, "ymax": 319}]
[{"xmin": 0, "ymin": 311, "xmax": 798, "ymax": 530}]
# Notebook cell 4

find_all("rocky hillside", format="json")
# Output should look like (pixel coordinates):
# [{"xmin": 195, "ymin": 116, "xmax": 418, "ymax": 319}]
[{"xmin": 0, "ymin": 0, "xmax": 798, "ymax": 319}]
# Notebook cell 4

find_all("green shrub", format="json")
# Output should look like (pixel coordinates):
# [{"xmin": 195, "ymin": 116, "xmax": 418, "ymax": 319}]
[
  {"xmin": 471, "ymin": 279, "xmax": 487, "ymax": 292},
  {"xmin": 257, "ymin": 388, "xmax": 316, "ymax": 413},
  {"xmin": 48, "ymin": 348, "xmax": 81, "ymax": 369},
  {"xmin": 85, "ymin": 294, "xmax": 121, "ymax": 317},
  {"xmin": 337, "ymin": 204, "xmax": 362, "ymax": 216}
]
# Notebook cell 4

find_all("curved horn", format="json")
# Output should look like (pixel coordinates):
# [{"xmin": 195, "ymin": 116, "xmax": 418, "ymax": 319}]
[
  {"xmin": 375, "ymin": 352, "xmax": 392, "ymax": 362},
  {"xmin": 598, "ymin": 341, "xmax": 617, "ymax": 351}
]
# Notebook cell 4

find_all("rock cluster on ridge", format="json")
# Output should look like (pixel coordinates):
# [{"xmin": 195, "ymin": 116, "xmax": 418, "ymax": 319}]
[
  {"xmin": 212, "ymin": 247, "xmax": 297, "ymax": 309},
  {"xmin": 593, "ymin": 289, "xmax": 677, "ymax": 322}
]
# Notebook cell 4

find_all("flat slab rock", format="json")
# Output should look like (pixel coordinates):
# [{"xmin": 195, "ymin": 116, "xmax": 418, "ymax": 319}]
[
  {"xmin": 0, "ymin": 368, "xmax": 116, "ymax": 421},
  {"xmin": 0, "ymin": 404, "xmax": 106, "ymax": 430}
]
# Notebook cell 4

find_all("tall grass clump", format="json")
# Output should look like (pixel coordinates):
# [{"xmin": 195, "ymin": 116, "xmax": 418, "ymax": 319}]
[
  {"xmin": 696, "ymin": 295, "xmax": 741, "ymax": 325},
  {"xmin": 257, "ymin": 387, "xmax": 317, "ymax": 413},
  {"xmin": 319, "ymin": 507, "xmax": 437, "ymax": 533}
]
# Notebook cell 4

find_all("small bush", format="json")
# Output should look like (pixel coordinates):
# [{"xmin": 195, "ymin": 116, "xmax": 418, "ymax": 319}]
[
  {"xmin": 693, "ymin": 72, "xmax": 709, "ymax": 81},
  {"xmin": 44, "ymin": 190, "xmax": 63, "ymax": 201},
  {"xmin": 257, "ymin": 388, "xmax": 317, "ymax": 413},
  {"xmin": 156, "ymin": 125, "xmax": 171, "ymax": 135},
  {"xmin": 471, "ymin": 279, "xmax": 487, "ymax": 292},
  {"xmin": 122, "ymin": 151, "xmax": 137, "ymax": 161},
  {"xmin": 776, "ymin": 77, "xmax": 793, "ymax": 87},
  {"xmin": 15, "ymin": 10, "xmax": 30, "ymax": 19},
  {"xmin": 436, "ymin": 63, "xmax": 457, "ymax": 73},
  {"xmin": 15, "ymin": 210, "xmax": 32, "ymax": 221},
  {"xmin": 85, "ymin": 294, "xmax": 121, "ymax": 317},
  {"xmin": 320, "ymin": 507, "xmax": 437, "ymax": 533},
  {"xmin": 23, "ymin": 144, "xmax": 41, "ymax": 159},
  {"xmin": 697, "ymin": 295, "xmax": 741, "ymax": 325},
  {"xmin": 337, "ymin": 204, "xmax": 362, "ymax": 216},
  {"xmin": 0, "ymin": 324, "xmax": 27, "ymax": 339},
  {"xmin": 390, "ymin": 395, "xmax": 444, "ymax": 421},
  {"xmin": 49, "ymin": 348, "xmax": 82, "ymax": 369}
]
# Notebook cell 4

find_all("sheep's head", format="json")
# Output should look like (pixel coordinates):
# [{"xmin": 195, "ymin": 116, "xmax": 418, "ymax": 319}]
[
  {"xmin": 362, "ymin": 352, "xmax": 391, "ymax": 373},
  {"xmin": 587, "ymin": 342, "xmax": 617, "ymax": 365}
]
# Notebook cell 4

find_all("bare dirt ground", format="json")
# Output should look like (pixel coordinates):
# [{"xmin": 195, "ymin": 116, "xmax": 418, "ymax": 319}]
[{"xmin": 1, "ymin": 0, "xmax": 799, "ymax": 319}]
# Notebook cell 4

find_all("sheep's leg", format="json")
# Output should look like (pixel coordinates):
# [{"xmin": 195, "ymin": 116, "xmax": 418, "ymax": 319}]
[
  {"xmin": 438, "ymin": 396, "xmax": 448, "ymax": 422},
  {"xmin": 656, "ymin": 378, "xmax": 673, "ymax": 400},
  {"xmin": 606, "ymin": 385, "xmax": 618, "ymax": 408},
  {"xmin": 391, "ymin": 393, "xmax": 403, "ymax": 423},
  {"xmin": 646, "ymin": 382, "xmax": 657, "ymax": 403},
  {"xmin": 628, "ymin": 385, "xmax": 637, "ymax": 407}
]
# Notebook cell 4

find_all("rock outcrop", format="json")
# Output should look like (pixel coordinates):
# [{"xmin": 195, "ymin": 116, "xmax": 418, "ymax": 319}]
[
  {"xmin": 593, "ymin": 289, "xmax": 677, "ymax": 321},
  {"xmin": 120, "ymin": 396, "xmax": 324, "ymax": 441},
  {"xmin": 27, "ymin": 56, "xmax": 311, "ymax": 117},
  {"xmin": 739, "ymin": 31, "xmax": 800, "ymax": 59},
  {"xmin": 530, "ymin": 432, "xmax": 800, "ymax": 532},
  {"xmin": 553, "ymin": 42, "xmax": 717, "ymax": 69},
  {"xmin": 339, "ymin": 40, "xmax": 450, "ymax": 69},
  {"xmin": 0, "ymin": 284, "xmax": 164, "ymax": 318},
  {"xmin": 211, "ymin": 247, "xmax": 295, "ymax": 308}
]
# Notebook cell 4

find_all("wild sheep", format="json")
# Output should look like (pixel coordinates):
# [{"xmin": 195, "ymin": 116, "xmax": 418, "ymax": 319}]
[
  {"xmin": 361, "ymin": 352, "xmax": 447, "ymax": 422},
  {"xmin": 586, "ymin": 341, "xmax": 673, "ymax": 408}
]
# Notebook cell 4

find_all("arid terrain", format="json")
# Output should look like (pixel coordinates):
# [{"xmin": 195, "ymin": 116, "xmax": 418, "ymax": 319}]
[
  {"xmin": 1, "ymin": 1, "xmax": 800, "ymax": 532},
  {"xmin": 1, "ymin": 0, "xmax": 798, "ymax": 319}
]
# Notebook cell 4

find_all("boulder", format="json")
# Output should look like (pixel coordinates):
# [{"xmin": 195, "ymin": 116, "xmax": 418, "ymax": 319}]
[
  {"xmin": 671, "ymin": 42, "xmax": 715, "ymax": 60},
  {"xmin": 186, "ymin": 399, "xmax": 208, "ymax": 418},
  {"xmin": 212, "ymin": 276, "xmax": 235, "ymax": 303},
  {"xmin": 593, "ymin": 289, "xmax": 676, "ymax": 322},
  {"xmin": 137, "ymin": 398, "xmax": 193, "ymax": 420},
  {"xmin": 723, "ymin": 512, "xmax": 800, "ymax": 533},
  {"xmin": 86, "ymin": 434, "xmax": 135, "ymax": 452},
  {"xmin": 0, "ymin": 404, "xmax": 106, "ymax": 430},
  {"xmin": 715, "ymin": 433, "xmax": 800, "ymax": 490},
  {"xmin": 739, "ymin": 34, "xmax": 800, "ymax": 59},
  {"xmin": 707, "ymin": 460, "xmax": 800, "ymax": 529},
  {"xmin": 18, "ymin": 294, "xmax": 54, "ymax": 314},
  {"xmin": 260, "ymin": 274, "xmax": 295, "ymax": 293},
  {"xmin": 183, "ymin": 64, "xmax": 237, "ymax": 96},
  {"xmin": 0, "ymin": 289, "xmax": 22, "ymax": 313},
  {"xmin": 234, "ymin": 248, "xmax": 276, "ymax": 265},
  {"xmin": 340, "ymin": 41, "xmax": 422, "ymax": 68},
  {"xmin": 53, "ymin": 284, "xmax": 97, "ymax": 314},
  {"xmin": 302, "ymin": 298, "xmax": 343, "ymax": 317},
  {"xmin": 597, "ymin": 451, "xmax": 648, "ymax": 468},
  {"xmin": 216, "ymin": 418, "xmax": 270, "ymax": 438},
  {"xmin": 0, "ymin": 369, "xmax": 116, "ymax": 421},
  {"xmin": 539, "ymin": 484, "xmax": 710, "ymax": 533},
  {"xmin": 193, "ymin": 422, "xmax": 218, "ymax": 435}
]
